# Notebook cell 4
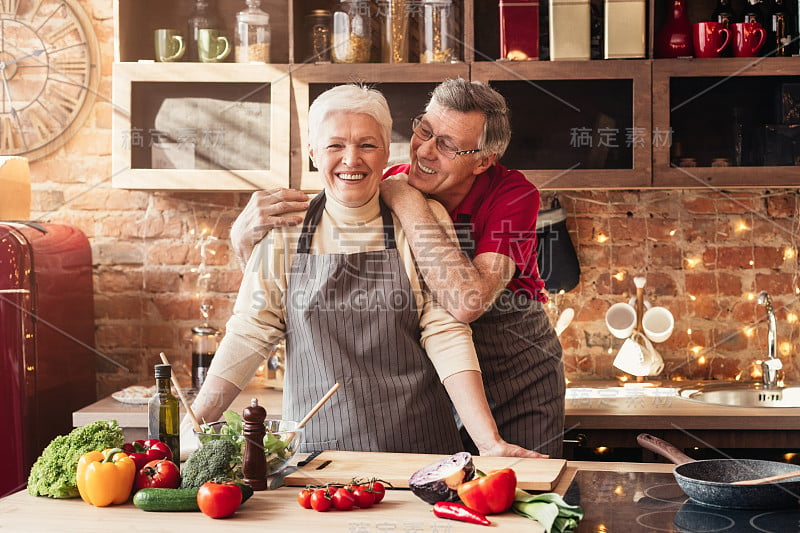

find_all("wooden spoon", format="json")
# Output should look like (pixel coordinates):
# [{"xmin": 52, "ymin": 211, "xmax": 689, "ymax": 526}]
[
  {"xmin": 297, "ymin": 382, "xmax": 340, "ymax": 429},
  {"xmin": 281, "ymin": 382, "xmax": 340, "ymax": 446},
  {"xmin": 731, "ymin": 469, "xmax": 800, "ymax": 485}
]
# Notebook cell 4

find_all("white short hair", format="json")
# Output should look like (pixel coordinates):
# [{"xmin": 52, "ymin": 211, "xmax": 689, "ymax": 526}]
[{"xmin": 308, "ymin": 84, "xmax": 393, "ymax": 148}]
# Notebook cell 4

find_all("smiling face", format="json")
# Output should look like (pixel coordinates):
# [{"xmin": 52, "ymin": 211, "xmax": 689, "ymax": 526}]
[
  {"xmin": 310, "ymin": 112, "xmax": 390, "ymax": 208},
  {"xmin": 407, "ymin": 101, "xmax": 495, "ymax": 212}
]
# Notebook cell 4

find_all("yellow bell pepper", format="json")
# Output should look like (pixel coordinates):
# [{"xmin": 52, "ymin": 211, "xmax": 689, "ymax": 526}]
[{"xmin": 76, "ymin": 448, "xmax": 136, "ymax": 507}]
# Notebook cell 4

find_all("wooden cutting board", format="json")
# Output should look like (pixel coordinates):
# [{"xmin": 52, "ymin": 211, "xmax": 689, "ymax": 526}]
[{"xmin": 283, "ymin": 451, "xmax": 567, "ymax": 492}]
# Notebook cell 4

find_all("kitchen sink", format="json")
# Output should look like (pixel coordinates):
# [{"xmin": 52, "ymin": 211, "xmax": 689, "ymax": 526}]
[{"xmin": 678, "ymin": 382, "xmax": 800, "ymax": 407}]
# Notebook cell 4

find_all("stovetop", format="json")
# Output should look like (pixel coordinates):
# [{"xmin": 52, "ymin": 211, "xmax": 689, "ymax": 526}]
[{"xmin": 565, "ymin": 470, "xmax": 800, "ymax": 532}]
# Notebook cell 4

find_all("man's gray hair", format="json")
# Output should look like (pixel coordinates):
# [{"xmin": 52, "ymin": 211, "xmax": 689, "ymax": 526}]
[
  {"xmin": 426, "ymin": 78, "xmax": 511, "ymax": 159},
  {"xmin": 308, "ymin": 84, "xmax": 393, "ymax": 148}
]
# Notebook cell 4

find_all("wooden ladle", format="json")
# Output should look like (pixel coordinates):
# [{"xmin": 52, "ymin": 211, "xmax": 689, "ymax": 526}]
[{"xmin": 731, "ymin": 469, "xmax": 800, "ymax": 485}]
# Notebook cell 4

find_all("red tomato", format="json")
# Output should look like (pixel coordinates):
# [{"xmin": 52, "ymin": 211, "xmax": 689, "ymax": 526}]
[
  {"xmin": 352, "ymin": 486, "xmax": 374, "ymax": 508},
  {"xmin": 134, "ymin": 459, "xmax": 180, "ymax": 491},
  {"xmin": 310, "ymin": 489, "xmax": 331, "ymax": 512},
  {"xmin": 297, "ymin": 488, "xmax": 313, "ymax": 509},
  {"xmin": 332, "ymin": 487, "xmax": 356, "ymax": 511},
  {"xmin": 197, "ymin": 481, "xmax": 242, "ymax": 519},
  {"xmin": 368, "ymin": 481, "xmax": 386, "ymax": 504}
]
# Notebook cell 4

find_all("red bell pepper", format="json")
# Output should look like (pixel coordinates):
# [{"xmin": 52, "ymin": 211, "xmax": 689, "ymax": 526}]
[
  {"xmin": 456, "ymin": 468, "xmax": 517, "ymax": 515},
  {"xmin": 122, "ymin": 438, "xmax": 173, "ymax": 471},
  {"xmin": 433, "ymin": 501, "xmax": 491, "ymax": 525}
]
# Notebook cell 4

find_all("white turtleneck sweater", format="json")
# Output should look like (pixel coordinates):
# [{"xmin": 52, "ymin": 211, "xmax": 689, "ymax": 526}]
[{"xmin": 207, "ymin": 191, "xmax": 480, "ymax": 391}]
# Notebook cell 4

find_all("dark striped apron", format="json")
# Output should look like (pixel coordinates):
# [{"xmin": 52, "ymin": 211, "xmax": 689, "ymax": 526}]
[
  {"xmin": 282, "ymin": 192, "xmax": 463, "ymax": 454},
  {"xmin": 455, "ymin": 215, "xmax": 566, "ymax": 458}
]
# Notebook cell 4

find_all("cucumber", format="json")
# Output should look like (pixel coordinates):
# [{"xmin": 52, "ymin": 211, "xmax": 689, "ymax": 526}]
[
  {"xmin": 133, "ymin": 484, "xmax": 255, "ymax": 512},
  {"xmin": 133, "ymin": 488, "xmax": 200, "ymax": 512},
  {"xmin": 238, "ymin": 483, "xmax": 254, "ymax": 503}
]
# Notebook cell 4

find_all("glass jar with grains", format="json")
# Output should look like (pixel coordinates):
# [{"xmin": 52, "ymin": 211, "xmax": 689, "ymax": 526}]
[
  {"xmin": 420, "ymin": 0, "xmax": 458, "ymax": 63},
  {"xmin": 305, "ymin": 9, "xmax": 332, "ymax": 62},
  {"xmin": 378, "ymin": 1, "xmax": 410, "ymax": 63},
  {"xmin": 332, "ymin": 0, "xmax": 372, "ymax": 63},
  {"xmin": 236, "ymin": 0, "xmax": 271, "ymax": 63}
]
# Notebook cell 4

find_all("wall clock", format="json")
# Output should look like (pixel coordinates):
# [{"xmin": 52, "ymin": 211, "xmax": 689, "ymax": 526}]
[{"xmin": 0, "ymin": 0, "xmax": 101, "ymax": 160}]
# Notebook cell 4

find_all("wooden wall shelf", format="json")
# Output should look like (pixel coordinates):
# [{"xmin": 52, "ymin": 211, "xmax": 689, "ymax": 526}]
[{"xmin": 111, "ymin": 1, "xmax": 800, "ymax": 191}]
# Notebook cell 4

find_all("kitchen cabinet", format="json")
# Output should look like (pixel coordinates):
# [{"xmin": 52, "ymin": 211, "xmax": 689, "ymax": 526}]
[
  {"xmin": 111, "ymin": 62, "xmax": 290, "ymax": 190},
  {"xmin": 111, "ymin": 0, "xmax": 800, "ymax": 191},
  {"xmin": 471, "ymin": 61, "xmax": 652, "ymax": 190},
  {"xmin": 652, "ymin": 58, "xmax": 800, "ymax": 188}
]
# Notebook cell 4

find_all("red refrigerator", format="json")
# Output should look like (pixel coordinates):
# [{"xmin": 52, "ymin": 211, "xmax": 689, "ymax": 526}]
[{"xmin": 0, "ymin": 222, "xmax": 96, "ymax": 497}]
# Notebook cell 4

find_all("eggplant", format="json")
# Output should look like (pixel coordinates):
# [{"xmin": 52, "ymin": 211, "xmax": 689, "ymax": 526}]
[{"xmin": 408, "ymin": 452, "xmax": 476, "ymax": 505}]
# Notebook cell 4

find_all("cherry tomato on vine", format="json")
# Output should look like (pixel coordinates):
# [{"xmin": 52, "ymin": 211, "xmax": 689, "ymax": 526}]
[
  {"xmin": 310, "ymin": 489, "xmax": 332, "ymax": 512},
  {"xmin": 297, "ymin": 488, "xmax": 313, "ymax": 509},
  {"xmin": 368, "ymin": 481, "xmax": 386, "ymax": 503},
  {"xmin": 332, "ymin": 487, "xmax": 356, "ymax": 511},
  {"xmin": 352, "ymin": 485, "xmax": 374, "ymax": 508}
]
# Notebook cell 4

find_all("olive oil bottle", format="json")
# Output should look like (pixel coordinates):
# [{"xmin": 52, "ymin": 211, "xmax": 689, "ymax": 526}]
[{"xmin": 148, "ymin": 364, "xmax": 180, "ymax": 461}]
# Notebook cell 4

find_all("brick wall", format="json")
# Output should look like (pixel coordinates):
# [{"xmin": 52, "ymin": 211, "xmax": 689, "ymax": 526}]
[
  {"xmin": 549, "ymin": 190, "xmax": 800, "ymax": 386},
  {"xmin": 27, "ymin": 1, "xmax": 799, "ymax": 399}
]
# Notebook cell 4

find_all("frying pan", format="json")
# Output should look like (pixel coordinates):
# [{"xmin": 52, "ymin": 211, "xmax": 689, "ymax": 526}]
[{"xmin": 637, "ymin": 433, "xmax": 800, "ymax": 509}]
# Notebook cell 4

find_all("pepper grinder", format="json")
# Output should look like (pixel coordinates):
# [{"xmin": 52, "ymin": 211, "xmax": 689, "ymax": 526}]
[{"xmin": 242, "ymin": 398, "xmax": 267, "ymax": 490}]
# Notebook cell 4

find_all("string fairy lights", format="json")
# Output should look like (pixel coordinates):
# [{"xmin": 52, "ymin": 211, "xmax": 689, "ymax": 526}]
[{"xmin": 552, "ymin": 188, "xmax": 800, "ymax": 383}]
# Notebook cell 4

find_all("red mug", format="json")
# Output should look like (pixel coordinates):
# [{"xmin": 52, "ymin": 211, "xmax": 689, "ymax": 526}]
[
  {"xmin": 692, "ymin": 22, "xmax": 730, "ymax": 58},
  {"xmin": 731, "ymin": 22, "xmax": 766, "ymax": 57}
]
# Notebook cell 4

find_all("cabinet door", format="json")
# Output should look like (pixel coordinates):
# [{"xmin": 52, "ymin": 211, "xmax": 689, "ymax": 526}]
[
  {"xmin": 290, "ymin": 63, "xmax": 470, "ymax": 191},
  {"xmin": 112, "ymin": 63, "xmax": 290, "ymax": 190},
  {"xmin": 471, "ymin": 61, "xmax": 652, "ymax": 189},
  {"xmin": 653, "ymin": 58, "xmax": 800, "ymax": 188}
]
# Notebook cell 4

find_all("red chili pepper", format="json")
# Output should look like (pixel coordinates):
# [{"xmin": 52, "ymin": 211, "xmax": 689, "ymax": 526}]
[{"xmin": 433, "ymin": 501, "xmax": 491, "ymax": 526}]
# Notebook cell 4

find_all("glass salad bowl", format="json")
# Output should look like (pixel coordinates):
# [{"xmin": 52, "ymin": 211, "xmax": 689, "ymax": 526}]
[{"xmin": 195, "ymin": 414, "xmax": 304, "ymax": 477}]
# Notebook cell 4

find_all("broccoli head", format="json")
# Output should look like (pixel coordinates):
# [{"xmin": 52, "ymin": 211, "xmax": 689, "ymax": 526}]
[
  {"xmin": 27, "ymin": 420, "xmax": 124, "ymax": 498},
  {"xmin": 180, "ymin": 439, "xmax": 240, "ymax": 489}
]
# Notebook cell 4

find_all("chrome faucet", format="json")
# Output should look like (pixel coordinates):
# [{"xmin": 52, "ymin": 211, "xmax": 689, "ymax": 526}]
[{"xmin": 758, "ymin": 291, "xmax": 782, "ymax": 388}]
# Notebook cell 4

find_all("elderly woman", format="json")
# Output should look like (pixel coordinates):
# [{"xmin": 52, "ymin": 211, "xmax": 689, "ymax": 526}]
[{"xmin": 183, "ymin": 84, "xmax": 533, "ymax": 457}]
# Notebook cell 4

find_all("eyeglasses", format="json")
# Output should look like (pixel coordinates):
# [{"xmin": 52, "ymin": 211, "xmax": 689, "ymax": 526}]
[{"xmin": 411, "ymin": 115, "xmax": 481, "ymax": 160}]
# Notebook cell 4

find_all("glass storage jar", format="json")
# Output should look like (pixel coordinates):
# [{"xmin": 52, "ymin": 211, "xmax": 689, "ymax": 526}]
[
  {"xmin": 420, "ymin": 0, "xmax": 457, "ymax": 63},
  {"xmin": 187, "ymin": 0, "xmax": 221, "ymax": 62},
  {"xmin": 305, "ymin": 9, "xmax": 332, "ymax": 62},
  {"xmin": 236, "ymin": 0, "xmax": 271, "ymax": 63},
  {"xmin": 378, "ymin": 1, "xmax": 410, "ymax": 63},
  {"xmin": 332, "ymin": 0, "xmax": 372, "ymax": 63}
]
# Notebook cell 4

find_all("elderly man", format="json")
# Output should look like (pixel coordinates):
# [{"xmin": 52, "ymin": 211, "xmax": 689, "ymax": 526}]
[{"xmin": 230, "ymin": 79, "xmax": 565, "ymax": 458}]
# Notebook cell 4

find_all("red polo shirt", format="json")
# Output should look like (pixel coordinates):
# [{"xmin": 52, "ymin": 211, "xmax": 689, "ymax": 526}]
[{"xmin": 384, "ymin": 163, "xmax": 546, "ymax": 302}]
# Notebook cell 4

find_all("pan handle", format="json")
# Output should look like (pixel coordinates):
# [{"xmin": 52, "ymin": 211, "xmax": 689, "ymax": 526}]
[{"xmin": 637, "ymin": 433, "xmax": 695, "ymax": 465}]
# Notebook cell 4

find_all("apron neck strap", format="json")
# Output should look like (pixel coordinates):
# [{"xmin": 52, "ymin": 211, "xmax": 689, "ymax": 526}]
[{"xmin": 297, "ymin": 192, "xmax": 397, "ymax": 254}]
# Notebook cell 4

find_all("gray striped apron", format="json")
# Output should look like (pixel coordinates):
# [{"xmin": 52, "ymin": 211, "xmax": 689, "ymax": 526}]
[
  {"xmin": 282, "ymin": 192, "xmax": 463, "ymax": 454},
  {"xmin": 455, "ymin": 216, "xmax": 566, "ymax": 458}
]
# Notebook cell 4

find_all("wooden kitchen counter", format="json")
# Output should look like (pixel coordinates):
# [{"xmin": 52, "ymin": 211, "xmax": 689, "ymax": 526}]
[
  {"xmin": 0, "ymin": 461, "xmax": 673, "ymax": 532},
  {"xmin": 74, "ymin": 380, "xmax": 800, "ymax": 453}
]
